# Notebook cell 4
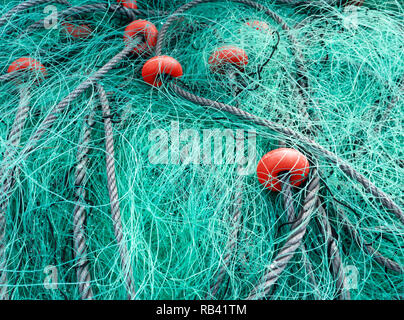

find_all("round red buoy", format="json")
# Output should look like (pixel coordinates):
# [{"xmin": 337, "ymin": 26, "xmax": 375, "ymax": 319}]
[
  {"xmin": 246, "ymin": 20, "xmax": 270, "ymax": 32},
  {"xmin": 142, "ymin": 56, "xmax": 183, "ymax": 87},
  {"xmin": 208, "ymin": 46, "xmax": 248, "ymax": 73},
  {"xmin": 62, "ymin": 22, "xmax": 92, "ymax": 39},
  {"xmin": 257, "ymin": 148, "xmax": 310, "ymax": 192},
  {"xmin": 124, "ymin": 20, "xmax": 158, "ymax": 55},
  {"xmin": 117, "ymin": 0, "xmax": 138, "ymax": 9},
  {"xmin": 8, "ymin": 57, "xmax": 47, "ymax": 79}
]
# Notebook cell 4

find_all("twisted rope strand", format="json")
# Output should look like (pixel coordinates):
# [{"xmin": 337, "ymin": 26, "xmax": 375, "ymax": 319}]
[
  {"xmin": 97, "ymin": 83, "xmax": 136, "ymax": 300},
  {"xmin": 281, "ymin": 174, "xmax": 321, "ymax": 299},
  {"xmin": 247, "ymin": 172, "xmax": 320, "ymax": 299},
  {"xmin": 0, "ymin": 72, "xmax": 25, "ymax": 83},
  {"xmin": 72, "ymin": 108, "xmax": 96, "ymax": 300}
]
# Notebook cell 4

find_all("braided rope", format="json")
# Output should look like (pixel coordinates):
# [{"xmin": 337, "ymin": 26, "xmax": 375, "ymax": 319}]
[
  {"xmin": 72, "ymin": 109, "xmax": 96, "ymax": 300},
  {"xmin": 281, "ymin": 174, "xmax": 321, "ymax": 298},
  {"xmin": 170, "ymin": 82, "xmax": 404, "ymax": 224},
  {"xmin": 0, "ymin": 86, "xmax": 31, "ymax": 300},
  {"xmin": 97, "ymin": 83, "xmax": 136, "ymax": 300},
  {"xmin": 247, "ymin": 172, "xmax": 320, "ymax": 299},
  {"xmin": 0, "ymin": 41, "xmax": 139, "ymax": 300}
]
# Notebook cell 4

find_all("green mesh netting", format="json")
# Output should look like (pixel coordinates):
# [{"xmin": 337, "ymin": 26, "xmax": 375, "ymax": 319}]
[{"xmin": 0, "ymin": 0, "xmax": 403, "ymax": 300}]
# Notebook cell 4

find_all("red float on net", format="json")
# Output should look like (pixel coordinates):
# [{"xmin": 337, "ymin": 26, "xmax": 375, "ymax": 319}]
[
  {"xmin": 8, "ymin": 57, "xmax": 47, "ymax": 79},
  {"xmin": 257, "ymin": 148, "xmax": 310, "ymax": 192},
  {"xmin": 62, "ymin": 22, "xmax": 92, "ymax": 39},
  {"xmin": 123, "ymin": 20, "xmax": 158, "ymax": 55},
  {"xmin": 209, "ymin": 46, "xmax": 248, "ymax": 73},
  {"xmin": 142, "ymin": 56, "xmax": 183, "ymax": 87}
]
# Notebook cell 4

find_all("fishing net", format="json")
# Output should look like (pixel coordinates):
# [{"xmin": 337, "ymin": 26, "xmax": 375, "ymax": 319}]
[{"xmin": 0, "ymin": 0, "xmax": 402, "ymax": 300}]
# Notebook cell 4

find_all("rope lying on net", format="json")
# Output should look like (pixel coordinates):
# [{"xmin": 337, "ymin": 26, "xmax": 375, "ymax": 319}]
[
  {"xmin": 156, "ymin": 0, "xmax": 315, "ymax": 131},
  {"xmin": 168, "ymin": 83, "xmax": 404, "ymax": 289},
  {"xmin": 153, "ymin": 0, "xmax": 404, "ymax": 224},
  {"xmin": 0, "ymin": 0, "xmax": 402, "ymax": 300},
  {"xmin": 0, "ymin": 0, "xmax": 163, "ymax": 299},
  {"xmin": 208, "ymin": 69, "xmax": 245, "ymax": 298},
  {"xmin": 22, "ymin": 39, "xmax": 141, "ymax": 299},
  {"xmin": 169, "ymin": 84, "xmax": 404, "ymax": 223},
  {"xmin": 247, "ymin": 171, "xmax": 320, "ymax": 299},
  {"xmin": 164, "ymin": 11, "xmax": 336, "ymax": 299},
  {"xmin": 73, "ymin": 82, "xmax": 141, "ymax": 300},
  {"xmin": 0, "ymin": 9, "xmax": 144, "ymax": 296},
  {"xmin": 72, "ymin": 104, "xmax": 95, "ymax": 300},
  {"xmin": 139, "ymin": 0, "xmax": 403, "ymax": 299},
  {"xmin": 290, "ymin": 6, "xmax": 403, "ymax": 274},
  {"xmin": 19, "ymin": 39, "xmax": 139, "ymax": 160},
  {"xmin": 280, "ymin": 173, "xmax": 321, "ymax": 298},
  {"xmin": 316, "ymin": 200, "xmax": 348, "ymax": 299},
  {"xmin": 97, "ymin": 83, "xmax": 137, "ymax": 299},
  {"xmin": 207, "ymin": 64, "xmax": 324, "ymax": 298},
  {"xmin": 0, "ymin": 72, "xmax": 26, "ymax": 83}
]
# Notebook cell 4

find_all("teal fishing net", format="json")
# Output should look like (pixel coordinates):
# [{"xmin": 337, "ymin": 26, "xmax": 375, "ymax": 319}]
[{"xmin": 0, "ymin": 0, "xmax": 402, "ymax": 300}]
